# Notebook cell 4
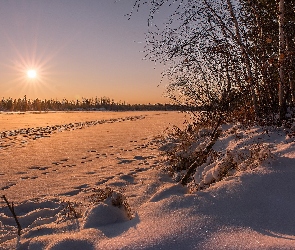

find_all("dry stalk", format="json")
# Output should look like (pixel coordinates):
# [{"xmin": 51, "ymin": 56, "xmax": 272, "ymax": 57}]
[{"xmin": 1, "ymin": 195, "xmax": 22, "ymax": 236}]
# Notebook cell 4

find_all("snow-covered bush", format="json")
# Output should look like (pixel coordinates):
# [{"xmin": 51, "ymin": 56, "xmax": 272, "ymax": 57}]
[
  {"xmin": 159, "ymin": 123, "xmax": 213, "ymax": 179},
  {"xmin": 160, "ymin": 122, "xmax": 274, "ymax": 191},
  {"xmin": 193, "ymin": 143, "xmax": 273, "ymax": 190}
]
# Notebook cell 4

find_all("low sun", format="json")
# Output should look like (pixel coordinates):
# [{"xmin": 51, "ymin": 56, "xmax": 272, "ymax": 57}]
[{"xmin": 27, "ymin": 69, "xmax": 37, "ymax": 79}]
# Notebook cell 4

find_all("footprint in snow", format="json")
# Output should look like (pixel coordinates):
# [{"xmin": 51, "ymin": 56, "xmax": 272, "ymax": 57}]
[
  {"xmin": 119, "ymin": 174, "xmax": 135, "ymax": 183},
  {"xmin": 60, "ymin": 158, "xmax": 69, "ymax": 162},
  {"xmin": 85, "ymin": 171, "xmax": 96, "ymax": 175},
  {"xmin": 29, "ymin": 166, "xmax": 50, "ymax": 171},
  {"xmin": 60, "ymin": 189, "xmax": 81, "ymax": 196},
  {"xmin": 117, "ymin": 159, "xmax": 135, "ymax": 164},
  {"xmin": 95, "ymin": 176, "xmax": 114, "ymax": 185},
  {"xmin": 74, "ymin": 184, "xmax": 89, "ymax": 190},
  {"xmin": 16, "ymin": 171, "xmax": 27, "ymax": 175},
  {"xmin": 20, "ymin": 176, "xmax": 30, "ymax": 180},
  {"xmin": 1, "ymin": 182, "xmax": 16, "ymax": 190}
]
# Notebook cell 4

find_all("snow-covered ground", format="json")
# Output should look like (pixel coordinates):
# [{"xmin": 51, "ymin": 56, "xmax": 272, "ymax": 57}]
[{"xmin": 1, "ymin": 111, "xmax": 295, "ymax": 249}]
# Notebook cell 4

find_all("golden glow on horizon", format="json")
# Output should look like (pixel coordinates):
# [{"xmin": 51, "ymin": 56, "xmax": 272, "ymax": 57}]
[
  {"xmin": 27, "ymin": 69, "xmax": 37, "ymax": 79},
  {"xmin": 0, "ymin": 41, "xmax": 167, "ymax": 103}
]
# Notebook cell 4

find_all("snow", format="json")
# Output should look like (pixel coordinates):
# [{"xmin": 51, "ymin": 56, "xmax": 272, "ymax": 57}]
[{"xmin": 1, "ymin": 111, "xmax": 295, "ymax": 249}]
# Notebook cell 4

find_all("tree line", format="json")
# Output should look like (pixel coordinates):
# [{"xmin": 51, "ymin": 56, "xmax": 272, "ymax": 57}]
[{"xmin": 0, "ymin": 95, "xmax": 185, "ymax": 112}]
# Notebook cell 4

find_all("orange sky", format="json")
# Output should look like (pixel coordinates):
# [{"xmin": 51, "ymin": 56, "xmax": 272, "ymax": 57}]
[{"xmin": 0, "ymin": 1, "xmax": 169, "ymax": 104}]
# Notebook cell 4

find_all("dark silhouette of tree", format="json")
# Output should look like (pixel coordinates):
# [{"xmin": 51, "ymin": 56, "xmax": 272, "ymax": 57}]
[{"xmin": 132, "ymin": 0, "xmax": 295, "ymax": 124}]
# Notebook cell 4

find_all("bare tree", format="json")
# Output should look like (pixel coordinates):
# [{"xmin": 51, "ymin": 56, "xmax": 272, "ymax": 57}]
[
  {"xmin": 133, "ymin": 1, "xmax": 260, "ymax": 124},
  {"xmin": 133, "ymin": 0, "xmax": 295, "ymax": 124}
]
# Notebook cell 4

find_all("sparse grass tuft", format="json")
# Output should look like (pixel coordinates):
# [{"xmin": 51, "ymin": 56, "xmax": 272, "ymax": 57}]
[{"xmin": 85, "ymin": 187, "xmax": 133, "ymax": 220}]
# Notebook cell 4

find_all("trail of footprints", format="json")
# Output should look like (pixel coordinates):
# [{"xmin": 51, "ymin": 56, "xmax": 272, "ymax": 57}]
[
  {"xmin": 0, "ymin": 137, "xmax": 160, "ymax": 193},
  {"xmin": 0, "ymin": 115, "xmax": 145, "ymax": 150}
]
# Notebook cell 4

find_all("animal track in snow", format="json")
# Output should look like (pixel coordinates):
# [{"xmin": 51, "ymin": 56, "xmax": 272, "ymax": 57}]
[
  {"xmin": 1, "ymin": 182, "xmax": 16, "ymax": 191},
  {"xmin": 0, "ymin": 115, "xmax": 146, "ymax": 150}
]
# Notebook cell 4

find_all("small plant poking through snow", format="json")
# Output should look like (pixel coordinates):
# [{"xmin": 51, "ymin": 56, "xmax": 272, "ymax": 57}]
[
  {"xmin": 57, "ymin": 201, "xmax": 83, "ymax": 223},
  {"xmin": 57, "ymin": 187, "xmax": 133, "ymax": 224},
  {"xmin": 85, "ymin": 187, "xmax": 133, "ymax": 220}
]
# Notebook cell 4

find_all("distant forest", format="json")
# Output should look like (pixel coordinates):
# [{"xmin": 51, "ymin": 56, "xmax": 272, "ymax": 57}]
[{"xmin": 0, "ymin": 96, "xmax": 186, "ymax": 112}]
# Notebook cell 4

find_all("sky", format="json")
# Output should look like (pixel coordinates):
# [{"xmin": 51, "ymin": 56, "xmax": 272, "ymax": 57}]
[{"xmin": 0, "ymin": 0, "xmax": 168, "ymax": 104}]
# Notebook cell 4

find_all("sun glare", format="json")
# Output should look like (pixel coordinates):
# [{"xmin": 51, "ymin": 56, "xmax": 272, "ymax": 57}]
[
  {"xmin": 27, "ymin": 70, "xmax": 37, "ymax": 79},
  {"xmin": 3, "ymin": 39, "xmax": 60, "ymax": 98}
]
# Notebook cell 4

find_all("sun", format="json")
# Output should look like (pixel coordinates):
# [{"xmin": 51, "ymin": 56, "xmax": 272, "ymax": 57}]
[{"xmin": 27, "ymin": 69, "xmax": 37, "ymax": 79}]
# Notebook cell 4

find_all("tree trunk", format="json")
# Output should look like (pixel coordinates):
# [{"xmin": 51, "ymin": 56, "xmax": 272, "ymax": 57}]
[
  {"xmin": 286, "ymin": 37, "xmax": 295, "ymax": 105},
  {"xmin": 226, "ymin": 0, "xmax": 258, "ymax": 119},
  {"xmin": 279, "ymin": 0, "xmax": 287, "ymax": 119}
]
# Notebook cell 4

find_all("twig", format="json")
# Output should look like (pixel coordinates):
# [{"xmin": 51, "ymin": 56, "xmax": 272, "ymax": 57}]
[
  {"xmin": 1, "ymin": 195, "xmax": 22, "ymax": 236},
  {"xmin": 181, "ymin": 129, "xmax": 221, "ymax": 186}
]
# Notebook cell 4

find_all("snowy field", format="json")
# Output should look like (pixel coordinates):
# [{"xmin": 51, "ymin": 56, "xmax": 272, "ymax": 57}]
[{"xmin": 1, "ymin": 111, "xmax": 295, "ymax": 249}]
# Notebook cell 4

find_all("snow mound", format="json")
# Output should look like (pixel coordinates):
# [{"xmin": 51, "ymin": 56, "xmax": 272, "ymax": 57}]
[
  {"xmin": 48, "ymin": 239, "xmax": 94, "ymax": 250},
  {"xmin": 83, "ymin": 203, "xmax": 129, "ymax": 228},
  {"xmin": 149, "ymin": 183, "xmax": 187, "ymax": 202}
]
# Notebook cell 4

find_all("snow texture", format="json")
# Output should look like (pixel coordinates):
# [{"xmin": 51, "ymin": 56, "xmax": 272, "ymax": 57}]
[{"xmin": 1, "ymin": 111, "xmax": 295, "ymax": 249}]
